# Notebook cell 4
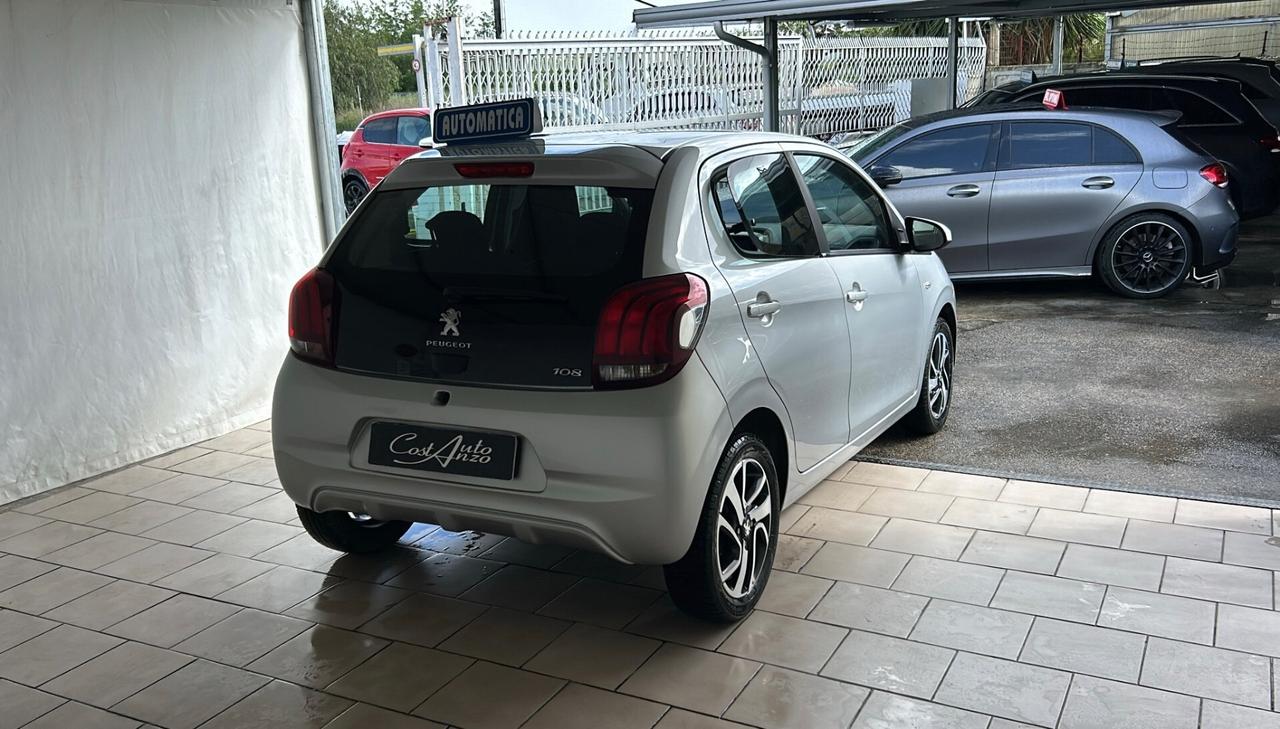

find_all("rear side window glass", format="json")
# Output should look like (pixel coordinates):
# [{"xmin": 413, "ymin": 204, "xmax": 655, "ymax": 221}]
[
  {"xmin": 1164, "ymin": 89, "xmax": 1236, "ymax": 125},
  {"xmin": 1093, "ymin": 127, "xmax": 1141, "ymax": 164},
  {"xmin": 395, "ymin": 115, "xmax": 431, "ymax": 146},
  {"xmin": 1005, "ymin": 122, "xmax": 1093, "ymax": 168},
  {"xmin": 713, "ymin": 153, "xmax": 820, "ymax": 257},
  {"xmin": 361, "ymin": 117, "xmax": 397, "ymax": 144},
  {"xmin": 1055, "ymin": 85, "xmax": 1161, "ymax": 111},
  {"xmin": 793, "ymin": 154, "xmax": 893, "ymax": 251},
  {"xmin": 877, "ymin": 124, "xmax": 994, "ymax": 179}
]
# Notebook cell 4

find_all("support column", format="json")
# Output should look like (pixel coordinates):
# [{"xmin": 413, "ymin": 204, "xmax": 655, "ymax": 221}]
[
  {"xmin": 299, "ymin": 0, "xmax": 343, "ymax": 239},
  {"xmin": 763, "ymin": 17, "xmax": 779, "ymax": 132},
  {"xmin": 1051, "ymin": 15, "xmax": 1065, "ymax": 74},
  {"xmin": 947, "ymin": 16, "xmax": 959, "ymax": 108}
]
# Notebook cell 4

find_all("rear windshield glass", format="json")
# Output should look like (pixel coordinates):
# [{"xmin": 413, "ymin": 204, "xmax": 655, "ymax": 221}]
[{"xmin": 332, "ymin": 184, "xmax": 653, "ymax": 279}]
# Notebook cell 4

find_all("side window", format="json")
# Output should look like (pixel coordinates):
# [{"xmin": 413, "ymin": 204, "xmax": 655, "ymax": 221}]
[
  {"xmin": 712, "ymin": 153, "xmax": 820, "ymax": 257},
  {"xmin": 361, "ymin": 117, "xmax": 397, "ymax": 144},
  {"xmin": 1004, "ymin": 122, "xmax": 1093, "ymax": 169},
  {"xmin": 396, "ymin": 115, "xmax": 431, "ymax": 146},
  {"xmin": 793, "ymin": 154, "xmax": 893, "ymax": 252},
  {"xmin": 1054, "ymin": 85, "xmax": 1160, "ymax": 111},
  {"xmin": 1093, "ymin": 127, "xmax": 1141, "ymax": 165},
  {"xmin": 1164, "ymin": 89, "xmax": 1236, "ymax": 125},
  {"xmin": 877, "ymin": 124, "xmax": 994, "ymax": 180}
]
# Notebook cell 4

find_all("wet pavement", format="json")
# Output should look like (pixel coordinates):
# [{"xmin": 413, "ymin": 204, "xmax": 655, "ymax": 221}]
[{"xmin": 864, "ymin": 213, "xmax": 1280, "ymax": 506}]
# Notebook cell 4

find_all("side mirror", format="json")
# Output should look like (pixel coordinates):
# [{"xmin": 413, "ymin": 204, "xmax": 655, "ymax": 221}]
[
  {"xmin": 906, "ymin": 217, "xmax": 952, "ymax": 252},
  {"xmin": 418, "ymin": 137, "xmax": 434, "ymax": 149},
  {"xmin": 868, "ymin": 165, "xmax": 903, "ymax": 188}
]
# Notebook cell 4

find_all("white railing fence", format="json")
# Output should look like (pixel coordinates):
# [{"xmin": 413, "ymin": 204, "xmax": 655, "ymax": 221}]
[{"xmin": 426, "ymin": 30, "xmax": 986, "ymax": 139}]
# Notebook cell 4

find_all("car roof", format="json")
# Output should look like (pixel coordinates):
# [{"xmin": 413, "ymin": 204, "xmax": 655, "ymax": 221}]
[
  {"xmin": 898, "ymin": 103, "xmax": 1177, "ymax": 129},
  {"xmin": 361, "ymin": 108, "xmax": 432, "ymax": 124},
  {"xmin": 402, "ymin": 129, "xmax": 809, "ymax": 162},
  {"xmin": 1015, "ymin": 72, "xmax": 1243, "ymax": 91}
]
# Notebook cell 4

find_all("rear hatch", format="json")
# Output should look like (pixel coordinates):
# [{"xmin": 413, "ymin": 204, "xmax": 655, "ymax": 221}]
[{"xmin": 323, "ymin": 147, "xmax": 662, "ymax": 390}]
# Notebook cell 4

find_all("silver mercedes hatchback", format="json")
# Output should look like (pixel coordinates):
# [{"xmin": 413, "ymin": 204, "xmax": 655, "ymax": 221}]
[{"xmin": 274, "ymin": 114, "xmax": 957, "ymax": 621}]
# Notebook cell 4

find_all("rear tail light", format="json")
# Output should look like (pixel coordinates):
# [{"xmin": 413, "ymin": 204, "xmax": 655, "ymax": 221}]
[
  {"xmin": 1199, "ymin": 163, "xmax": 1229, "ymax": 189},
  {"xmin": 288, "ymin": 267, "xmax": 338, "ymax": 366},
  {"xmin": 593, "ymin": 273, "xmax": 709, "ymax": 389},
  {"xmin": 454, "ymin": 162, "xmax": 534, "ymax": 178},
  {"xmin": 1260, "ymin": 135, "xmax": 1280, "ymax": 153}
]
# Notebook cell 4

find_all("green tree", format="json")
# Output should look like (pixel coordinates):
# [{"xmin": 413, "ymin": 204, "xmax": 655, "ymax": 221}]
[{"xmin": 325, "ymin": 0, "xmax": 400, "ymax": 119}]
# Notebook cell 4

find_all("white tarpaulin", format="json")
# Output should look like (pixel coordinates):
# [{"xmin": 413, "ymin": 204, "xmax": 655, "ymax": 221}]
[{"xmin": 0, "ymin": 0, "xmax": 324, "ymax": 503}]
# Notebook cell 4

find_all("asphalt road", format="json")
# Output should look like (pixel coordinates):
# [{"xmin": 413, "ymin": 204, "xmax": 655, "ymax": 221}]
[{"xmin": 862, "ymin": 214, "xmax": 1280, "ymax": 506}]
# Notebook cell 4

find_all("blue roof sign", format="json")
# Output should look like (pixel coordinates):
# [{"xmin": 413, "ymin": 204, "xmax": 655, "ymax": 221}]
[{"xmin": 433, "ymin": 98, "xmax": 543, "ymax": 145}]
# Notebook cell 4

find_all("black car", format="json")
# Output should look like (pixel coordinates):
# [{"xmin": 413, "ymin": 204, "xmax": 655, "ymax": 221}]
[
  {"xmin": 1129, "ymin": 57, "xmax": 1280, "ymax": 128},
  {"xmin": 969, "ymin": 73, "xmax": 1280, "ymax": 219}
]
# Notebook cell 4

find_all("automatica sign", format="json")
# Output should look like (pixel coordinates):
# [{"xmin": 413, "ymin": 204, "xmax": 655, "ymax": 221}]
[{"xmin": 434, "ymin": 98, "xmax": 544, "ymax": 144}]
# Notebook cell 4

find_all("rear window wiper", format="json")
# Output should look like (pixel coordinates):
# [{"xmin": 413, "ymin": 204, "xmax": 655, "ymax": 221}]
[{"xmin": 442, "ymin": 286, "xmax": 568, "ymax": 303}]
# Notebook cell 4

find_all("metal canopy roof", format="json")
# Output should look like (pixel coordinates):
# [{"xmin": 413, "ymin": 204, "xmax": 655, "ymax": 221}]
[{"xmin": 634, "ymin": 0, "xmax": 1231, "ymax": 26}]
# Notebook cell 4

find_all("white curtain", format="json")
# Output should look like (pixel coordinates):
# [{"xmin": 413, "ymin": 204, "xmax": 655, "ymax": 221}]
[{"xmin": 0, "ymin": 0, "xmax": 324, "ymax": 503}]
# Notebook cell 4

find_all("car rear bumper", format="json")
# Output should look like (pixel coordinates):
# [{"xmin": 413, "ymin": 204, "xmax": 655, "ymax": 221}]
[
  {"xmin": 1187, "ymin": 193, "xmax": 1239, "ymax": 272},
  {"xmin": 271, "ymin": 354, "xmax": 733, "ymax": 565}
]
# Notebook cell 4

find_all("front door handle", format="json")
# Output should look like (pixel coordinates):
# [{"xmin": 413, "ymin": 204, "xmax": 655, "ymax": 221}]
[
  {"xmin": 746, "ymin": 300, "xmax": 782, "ymax": 319},
  {"xmin": 947, "ymin": 184, "xmax": 981, "ymax": 198},
  {"xmin": 1082, "ymin": 176, "xmax": 1115, "ymax": 190},
  {"xmin": 846, "ymin": 283, "xmax": 869, "ymax": 310}
]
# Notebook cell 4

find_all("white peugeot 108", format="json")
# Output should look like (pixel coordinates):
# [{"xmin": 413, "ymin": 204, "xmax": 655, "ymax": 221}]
[{"xmin": 275, "ymin": 100, "xmax": 957, "ymax": 621}]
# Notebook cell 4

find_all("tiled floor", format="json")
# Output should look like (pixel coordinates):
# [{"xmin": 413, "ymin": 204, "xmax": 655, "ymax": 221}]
[{"xmin": 2, "ymin": 425, "xmax": 1280, "ymax": 729}]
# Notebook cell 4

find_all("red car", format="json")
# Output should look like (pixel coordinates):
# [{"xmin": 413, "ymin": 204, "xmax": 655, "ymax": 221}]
[{"xmin": 340, "ymin": 108, "xmax": 432, "ymax": 213}]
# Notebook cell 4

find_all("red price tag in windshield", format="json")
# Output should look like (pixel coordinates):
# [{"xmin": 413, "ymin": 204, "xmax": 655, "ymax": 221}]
[{"xmin": 1043, "ymin": 89, "xmax": 1066, "ymax": 109}]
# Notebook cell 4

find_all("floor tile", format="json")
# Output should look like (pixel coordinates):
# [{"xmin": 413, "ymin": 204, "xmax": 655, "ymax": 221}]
[
  {"xmin": 756, "ymin": 570, "xmax": 831, "ymax": 617},
  {"xmin": 1161, "ymin": 556, "xmax": 1272, "ymax": 608},
  {"xmin": 851, "ymin": 691, "xmax": 989, "ymax": 729},
  {"xmin": 87, "ymin": 501, "xmax": 192, "ymax": 534},
  {"xmin": 797, "ymin": 480, "xmax": 876, "ymax": 512},
  {"xmin": 1059, "ymin": 674, "xmax": 1198, "ymax": 729},
  {"xmin": 325, "ymin": 703, "xmax": 445, "ymax": 729},
  {"xmin": 909, "ymin": 599, "xmax": 1033, "ymax": 658},
  {"xmin": 891, "ymin": 555, "xmax": 1003, "ymax": 605},
  {"xmin": 357, "ymin": 592, "xmax": 485, "ymax": 647},
  {"xmin": 918, "ymin": 471, "xmax": 1005, "ymax": 500},
  {"xmin": 20, "ymin": 702, "xmax": 142, "ymax": 729},
  {"xmin": 175, "ymin": 608, "xmax": 312, "ymax": 666},
  {"xmin": 822, "ymin": 630, "xmax": 954, "ymax": 698},
  {"xmin": 800, "ymin": 542, "xmax": 909, "ymax": 587},
  {"xmin": 200, "ymin": 679, "xmax": 351, "ymax": 729},
  {"xmin": 1019, "ymin": 618, "xmax": 1145, "ymax": 682},
  {"xmin": 1175, "ymin": 500, "xmax": 1270, "ymax": 534},
  {"xmin": 414, "ymin": 661, "xmax": 565, "ymax": 729},
  {"xmin": 377, "ymin": 552, "xmax": 504, "ymax": 597},
  {"xmin": 0, "ymin": 566, "xmax": 113, "ymax": 613},
  {"xmin": 0, "ymin": 521, "xmax": 101, "ymax": 557},
  {"xmin": 1222, "ymin": 531, "xmax": 1280, "ymax": 570},
  {"xmin": 773, "ymin": 535, "xmax": 823, "ymax": 572},
  {"xmin": 0, "ymin": 678, "xmax": 65, "ymax": 728},
  {"xmin": 1083, "ymin": 490, "xmax": 1176, "ymax": 522},
  {"xmin": 934, "ymin": 652, "xmax": 1071, "ymax": 728},
  {"xmin": 537, "ymin": 578, "xmax": 661, "ymax": 629},
  {"xmin": 96, "ymin": 543, "xmax": 213, "ymax": 583},
  {"xmin": 841, "ymin": 462, "xmax": 928, "ymax": 490},
  {"xmin": 154, "ymin": 553, "xmax": 272, "ymax": 596},
  {"xmin": 718, "ymin": 610, "xmax": 845, "ymax": 673},
  {"xmin": 216, "ymin": 458, "xmax": 279, "ymax": 486},
  {"xmin": 725, "ymin": 666, "xmax": 868, "ymax": 729},
  {"xmin": 201, "ymin": 428, "xmax": 274, "ymax": 454},
  {"xmin": 624, "ymin": 596, "xmax": 738, "ymax": 650},
  {"xmin": 960, "ymin": 531, "xmax": 1064, "ymax": 574},
  {"xmin": 286, "ymin": 581, "xmax": 413, "ymax": 630},
  {"xmin": 113, "ymin": 659, "xmax": 268, "ymax": 729},
  {"xmin": 653, "ymin": 708, "xmax": 751, "ymax": 729},
  {"xmin": 41, "ymin": 531, "xmax": 155, "ymax": 570},
  {"xmin": 247, "ymin": 625, "xmax": 388, "ymax": 688},
  {"xmin": 991, "ymin": 571, "xmax": 1105, "ymax": 623},
  {"xmin": 999, "ymin": 480, "xmax": 1089, "ymax": 511},
  {"xmin": 477, "ymin": 538, "xmax": 574, "ymax": 570},
  {"xmin": 941, "ymin": 497, "xmax": 1036, "ymax": 534},
  {"xmin": 0, "ymin": 554, "xmax": 57, "ymax": 594},
  {"xmin": 1121, "ymin": 520, "xmax": 1223, "ymax": 561},
  {"xmin": 809, "ymin": 581, "xmax": 927, "ymax": 637},
  {"xmin": 169, "ymin": 450, "xmax": 257, "ymax": 478},
  {"xmin": 234, "ymin": 492, "xmax": 301, "ymax": 524},
  {"xmin": 1055, "ymin": 543, "xmax": 1165, "ymax": 591},
  {"xmin": 779, "ymin": 503, "xmax": 810, "ymax": 534},
  {"xmin": 254, "ymin": 534, "xmax": 340, "ymax": 572},
  {"xmin": 0, "ymin": 608, "xmax": 58, "ymax": 652},
  {"xmin": 143, "ymin": 447, "xmax": 211, "ymax": 470},
  {"xmin": 129, "ymin": 474, "xmax": 227, "ymax": 505},
  {"xmin": 326, "ymin": 642, "xmax": 472, "ymax": 712},
  {"xmin": 216, "ymin": 565, "xmax": 339, "ymax": 612},
  {"xmin": 523, "ymin": 683, "xmax": 667, "ymax": 729},
  {"xmin": 140, "ymin": 510, "xmax": 246, "ymax": 545},
  {"xmin": 437, "ymin": 607, "xmax": 570, "ymax": 666},
  {"xmin": 1201, "ymin": 700, "xmax": 1280, "ymax": 729},
  {"xmin": 620, "ymin": 643, "xmax": 760, "ymax": 715},
  {"xmin": 323, "ymin": 545, "xmax": 431, "ymax": 584},
  {"xmin": 0, "ymin": 623, "xmax": 121, "ymax": 685},
  {"xmin": 1141, "ymin": 637, "xmax": 1270, "ymax": 708},
  {"xmin": 85, "ymin": 465, "xmax": 177, "ymax": 494},
  {"xmin": 181, "ymin": 481, "xmax": 275, "ymax": 512},
  {"xmin": 858, "ymin": 489, "xmax": 954, "ymax": 522},
  {"xmin": 106, "ymin": 593, "xmax": 242, "ymax": 647},
  {"xmin": 1217, "ymin": 603, "xmax": 1280, "ymax": 657},
  {"xmin": 1097, "ymin": 586, "xmax": 1215, "ymax": 644},
  {"xmin": 525, "ymin": 623, "xmax": 660, "ymax": 690},
  {"xmin": 192, "ymin": 519, "xmax": 300, "ymax": 558},
  {"xmin": 42, "ymin": 641, "xmax": 192, "ymax": 708},
  {"xmin": 414, "ymin": 528, "xmax": 505, "ymax": 558},
  {"xmin": 1027, "ymin": 508, "xmax": 1126, "ymax": 548},
  {"xmin": 0, "ymin": 511, "xmax": 48, "ymax": 541},
  {"xmin": 455, "ymin": 564, "xmax": 578, "ymax": 609},
  {"xmin": 868, "ymin": 518, "xmax": 973, "ymax": 560},
  {"xmin": 11, "ymin": 487, "xmax": 93, "ymax": 514},
  {"xmin": 38, "ymin": 492, "xmax": 140, "ymax": 524},
  {"xmin": 790, "ymin": 507, "xmax": 887, "ymax": 546}
]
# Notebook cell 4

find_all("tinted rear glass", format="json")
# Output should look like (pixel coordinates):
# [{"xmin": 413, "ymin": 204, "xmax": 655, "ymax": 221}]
[
  {"xmin": 362, "ymin": 117, "xmax": 397, "ymax": 144},
  {"xmin": 877, "ymin": 124, "xmax": 994, "ymax": 179},
  {"xmin": 1005, "ymin": 122, "xmax": 1092, "ymax": 168}
]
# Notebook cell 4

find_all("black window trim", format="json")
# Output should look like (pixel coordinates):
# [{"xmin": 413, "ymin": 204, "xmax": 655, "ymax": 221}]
[
  {"xmin": 997, "ymin": 120, "xmax": 1144, "ymax": 171},
  {"xmin": 1015, "ymin": 83, "xmax": 1243, "ymax": 128},
  {"xmin": 707, "ymin": 151, "xmax": 825, "ymax": 261},
  {"xmin": 869, "ymin": 121, "xmax": 1001, "ymax": 182},
  {"xmin": 786, "ymin": 150, "xmax": 900, "ymax": 258}
]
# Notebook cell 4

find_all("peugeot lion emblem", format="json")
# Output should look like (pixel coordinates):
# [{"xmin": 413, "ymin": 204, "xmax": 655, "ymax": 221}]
[{"xmin": 439, "ymin": 308, "xmax": 462, "ymax": 337}]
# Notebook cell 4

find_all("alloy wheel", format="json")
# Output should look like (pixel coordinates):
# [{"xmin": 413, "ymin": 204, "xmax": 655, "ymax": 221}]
[
  {"xmin": 927, "ymin": 331, "xmax": 952, "ymax": 420},
  {"xmin": 1111, "ymin": 222, "xmax": 1188, "ymax": 295},
  {"xmin": 715, "ymin": 457, "xmax": 772, "ymax": 599},
  {"xmin": 343, "ymin": 181, "xmax": 366, "ymax": 214}
]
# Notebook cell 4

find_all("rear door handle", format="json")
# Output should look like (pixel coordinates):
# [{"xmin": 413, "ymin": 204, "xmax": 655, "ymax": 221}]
[
  {"xmin": 946, "ymin": 184, "xmax": 981, "ymax": 198},
  {"xmin": 1083, "ymin": 176, "xmax": 1115, "ymax": 190},
  {"xmin": 746, "ymin": 300, "xmax": 782, "ymax": 319}
]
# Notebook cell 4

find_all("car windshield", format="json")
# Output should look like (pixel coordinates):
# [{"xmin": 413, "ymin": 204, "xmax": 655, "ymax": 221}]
[{"xmin": 845, "ymin": 121, "xmax": 912, "ymax": 160}]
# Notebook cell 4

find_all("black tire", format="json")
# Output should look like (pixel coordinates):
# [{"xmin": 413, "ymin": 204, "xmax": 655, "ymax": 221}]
[
  {"xmin": 342, "ymin": 176, "xmax": 369, "ymax": 215},
  {"xmin": 901, "ymin": 318, "xmax": 954, "ymax": 436},
  {"xmin": 297, "ymin": 506, "xmax": 411, "ymax": 554},
  {"xmin": 664, "ymin": 433, "xmax": 779, "ymax": 623},
  {"xmin": 1096, "ymin": 213, "xmax": 1193, "ymax": 299}
]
